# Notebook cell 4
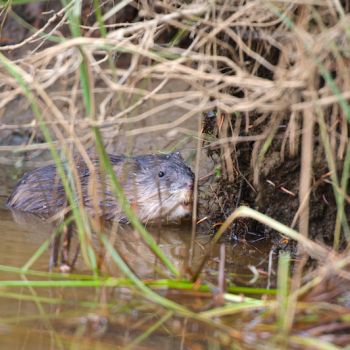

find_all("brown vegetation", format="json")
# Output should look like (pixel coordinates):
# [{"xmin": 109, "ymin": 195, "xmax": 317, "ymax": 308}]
[{"xmin": 1, "ymin": 1, "xmax": 350, "ymax": 349}]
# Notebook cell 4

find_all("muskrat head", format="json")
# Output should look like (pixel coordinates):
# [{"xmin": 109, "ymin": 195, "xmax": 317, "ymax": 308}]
[{"xmin": 129, "ymin": 152, "xmax": 195, "ymax": 223}]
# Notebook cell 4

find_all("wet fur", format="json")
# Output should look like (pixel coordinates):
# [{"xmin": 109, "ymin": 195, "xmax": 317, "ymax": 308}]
[{"xmin": 7, "ymin": 153, "xmax": 194, "ymax": 223}]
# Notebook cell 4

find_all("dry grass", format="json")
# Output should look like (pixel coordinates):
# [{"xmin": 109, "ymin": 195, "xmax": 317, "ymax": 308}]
[
  {"xmin": 1, "ymin": 0, "xmax": 350, "ymax": 349},
  {"xmin": 1, "ymin": 1, "xmax": 349, "ymax": 234}
]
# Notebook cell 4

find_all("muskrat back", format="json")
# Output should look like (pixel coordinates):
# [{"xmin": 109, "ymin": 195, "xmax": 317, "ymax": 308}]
[{"xmin": 7, "ymin": 152, "xmax": 195, "ymax": 223}]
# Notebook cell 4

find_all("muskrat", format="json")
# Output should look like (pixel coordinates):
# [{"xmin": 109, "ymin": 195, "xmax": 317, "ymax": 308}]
[{"xmin": 7, "ymin": 152, "xmax": 195, "ymax": 223}]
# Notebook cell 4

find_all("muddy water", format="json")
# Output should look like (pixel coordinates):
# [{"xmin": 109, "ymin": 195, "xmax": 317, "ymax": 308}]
[{"xmin": 0, "ymin": 193, "xmax": 273, "ymax": 349}]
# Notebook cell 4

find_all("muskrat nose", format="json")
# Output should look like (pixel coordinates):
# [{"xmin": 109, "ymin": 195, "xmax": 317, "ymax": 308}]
[{"xmin": 188, "ymin": 182, "xmax": 194, "ymax": 191}]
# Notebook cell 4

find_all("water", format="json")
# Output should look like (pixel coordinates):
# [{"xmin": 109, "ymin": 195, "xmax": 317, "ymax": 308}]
[{"xmin": 0, "ymin": 194, "xmax": 273, "ymax": 349}]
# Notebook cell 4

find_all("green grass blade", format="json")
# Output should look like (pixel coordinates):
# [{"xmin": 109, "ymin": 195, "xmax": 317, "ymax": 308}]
[
  {"xmin": 101, "ymin": 235, "xmax": 190, "ymax": 314},
  {"xmin": 0, "ymin": 52, "xmax": 97, "ymax": 270},
  {"xmin": 21, "ymin": 215, "xmax": 74, "ymax": 271},
  {"xmin": 0, "ymin": 291, "xmax": 106, "ymax": 309},
  {"xmin": 125, "ymin": 311, "xmax": 173, "ymax": 350},
  {"xmin": 92, "ymin": 0, "xmax": 107, "ymax": 37},
  {"xmin": 290, "ymin": 335, "xmax": 342, "ymax": 350},
  {"xmin": 277, "ymin": 252, "xmax": 290, "ymax": 333},
  {"xmin": 335, "ymin": 143, "xmax": 350, "ymax": 244},
  {"xmin": 94, "ymin": 128, "xmax": 180, "ymax": 277}
]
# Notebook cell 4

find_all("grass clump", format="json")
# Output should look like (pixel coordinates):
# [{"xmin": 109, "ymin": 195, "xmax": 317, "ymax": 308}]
[{"xmin": 0, "ymin": 1, "xmax": 350, "ymax": 349}]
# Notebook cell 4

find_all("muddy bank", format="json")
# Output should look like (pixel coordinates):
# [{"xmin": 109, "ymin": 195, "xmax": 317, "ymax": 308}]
[{"xmin": 202, "ymin": 114, "xmax": 348, "ymax": 245}]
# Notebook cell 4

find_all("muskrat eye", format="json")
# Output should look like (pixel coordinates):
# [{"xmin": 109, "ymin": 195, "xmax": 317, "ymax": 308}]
[{"xmin": 158, "ymin": 171, "xmax": 165, "ymax": 178}]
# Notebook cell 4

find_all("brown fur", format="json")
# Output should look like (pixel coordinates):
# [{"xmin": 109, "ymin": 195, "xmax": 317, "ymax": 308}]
[{"xmin": 7, "ymin": 153, "xmax": 194, "ymax": 223}]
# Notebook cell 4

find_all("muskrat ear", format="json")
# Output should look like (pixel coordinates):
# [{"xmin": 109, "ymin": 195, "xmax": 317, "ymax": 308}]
[
  {"xmin": 170, "ymin": 152, "xmax": 184, "ymax": 160},
  {"xmin": 133, "ymin": 157, "xmax": 148, "ymax": 171},
  {"xmin": 115, "ymin": 158, "xmax": 142, "ymax": 177}
]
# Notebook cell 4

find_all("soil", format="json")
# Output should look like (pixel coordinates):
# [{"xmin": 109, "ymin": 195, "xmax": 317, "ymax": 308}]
[{"xmin": 201, "ymin": 113, "xmax": 347, "ymax": 245}]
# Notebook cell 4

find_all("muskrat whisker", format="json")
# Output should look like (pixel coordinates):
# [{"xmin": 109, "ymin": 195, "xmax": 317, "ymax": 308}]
[{"xmin": 141, "ymin": 194, "xmax": 179, "ymax": 222}]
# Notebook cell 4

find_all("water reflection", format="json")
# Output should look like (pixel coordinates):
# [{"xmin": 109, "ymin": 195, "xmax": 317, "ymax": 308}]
[
  {"xmin": 5, "ymin": 206, "xmax": 200, "ymax": 276},
  {"xmin": 4, "ymin": 206, "xmax": 272, "ymax": 282},
  {"xmin": 0, "ymin": 201, "xmax": 273, "ymax": 350}
]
